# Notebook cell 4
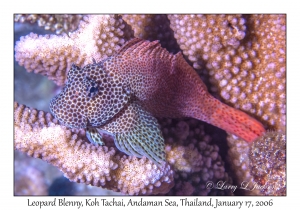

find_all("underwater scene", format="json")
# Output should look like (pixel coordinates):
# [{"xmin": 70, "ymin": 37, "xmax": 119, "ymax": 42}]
[{"xmin": 14, "ymin": 14, "xmax": 286, "ymax": 196}]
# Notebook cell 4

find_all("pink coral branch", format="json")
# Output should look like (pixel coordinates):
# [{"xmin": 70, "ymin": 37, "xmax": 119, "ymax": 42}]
[
  {"xmin": 15, "ymin": 15, "xmax": 134, "ymax": 86},
  {"xmin": 14, "ymin": 102, "xmax": 174, "ymax": 195}
]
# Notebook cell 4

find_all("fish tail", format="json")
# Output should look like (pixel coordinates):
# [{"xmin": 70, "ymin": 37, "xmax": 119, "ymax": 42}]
[
  {"xmin": 211, "ymin": 99, "xmax": 265, "ymax": 142},
  {"xmin": 192, "ymin": 95, "xmax": 266, "ymax": 142}
]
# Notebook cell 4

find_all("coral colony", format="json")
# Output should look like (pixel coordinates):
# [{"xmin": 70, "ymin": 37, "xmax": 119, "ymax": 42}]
[{"xmin": 14, "ymin": 14, "xmax": 285, "ymax": 195}]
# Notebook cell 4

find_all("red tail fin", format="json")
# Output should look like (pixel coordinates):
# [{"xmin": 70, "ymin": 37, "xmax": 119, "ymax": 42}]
[{"xmin": 208, "ymin": 98, "xmax": 265, "ymax": 142}]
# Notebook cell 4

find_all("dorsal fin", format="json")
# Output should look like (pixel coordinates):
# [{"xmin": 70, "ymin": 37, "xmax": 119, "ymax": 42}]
[
  {"xmin": 115, "ymin": 38, "xmax": 142, "ymax": 55},
  {"xmin": 115, "ymin": 38, "xmax": 174, "ymax": 61}
]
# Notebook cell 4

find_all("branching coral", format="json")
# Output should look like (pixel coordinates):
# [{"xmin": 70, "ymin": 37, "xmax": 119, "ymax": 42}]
[
  {"xmin": 160, "ymin": 118, "xmax": 232, "ymax": 196},
  {"xmin": 14, "ymin": 102, "xmax": 174, "ymax": 195},
  {"xmin": 168, "ymin": 14, "xmax": 286, "ymax": 131},
  {"xmin": 122, "ymin": 14, "xmax": 180, "ymax": 53},
  {"xmin": 14, "ymin": 14, "xmax": 286, "ymax": 195},
  {"xmin": 15, "ymin": 15, "xmax": 134, "ymax": 86},
  {"xmin": 14, "ymin": 14, "xmax": 84, "ymax": 35}
]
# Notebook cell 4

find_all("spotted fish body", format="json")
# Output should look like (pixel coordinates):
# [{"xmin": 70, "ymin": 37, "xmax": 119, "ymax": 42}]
[
  {"xmin": 50, "ymin": 38, "xmax": 265, "ymax": 165},
  {"xmin": 50, "ymin": 61, "xmax": 130, "ymax": 128}
]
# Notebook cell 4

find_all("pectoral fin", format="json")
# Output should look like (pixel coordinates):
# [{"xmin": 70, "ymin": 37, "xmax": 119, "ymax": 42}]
[
  {"xmin": 86, "ymin": 127, "xmax": 105, "ymax": 146},
  {"xmin": 97, "ymin": 102, "xmax": 165, "ymax": 165}
]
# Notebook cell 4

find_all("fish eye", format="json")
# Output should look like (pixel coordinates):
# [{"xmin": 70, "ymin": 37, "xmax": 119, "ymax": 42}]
[
  {"xmin": 84, "ymin": 77, "xmax": 99, "ymax": 98},
  {"xmin": 87, "ymin": 86, "xmax": 99, "ymax": 98}
]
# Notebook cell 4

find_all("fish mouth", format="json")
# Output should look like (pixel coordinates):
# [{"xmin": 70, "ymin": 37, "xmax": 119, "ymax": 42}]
[{"xmin": 49, "ymin": 96, "xmax": 87, "ymax": 129}]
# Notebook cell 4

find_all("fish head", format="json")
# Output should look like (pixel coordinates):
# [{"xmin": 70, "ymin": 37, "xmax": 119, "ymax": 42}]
[{"xmin": 49, "ymin": 62, "xmax": 131, "ymax": 129}]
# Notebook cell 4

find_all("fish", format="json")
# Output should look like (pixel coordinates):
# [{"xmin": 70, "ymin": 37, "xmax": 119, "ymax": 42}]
[{"xmin": 50, "ymin": 38, "xmax": 265, "ymax": 165}]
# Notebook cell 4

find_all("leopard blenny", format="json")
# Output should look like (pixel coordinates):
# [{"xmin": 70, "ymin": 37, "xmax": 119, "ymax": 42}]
[{"xmin": 50, "ymin": 38, "xmax": 265, "ymax": 165}]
